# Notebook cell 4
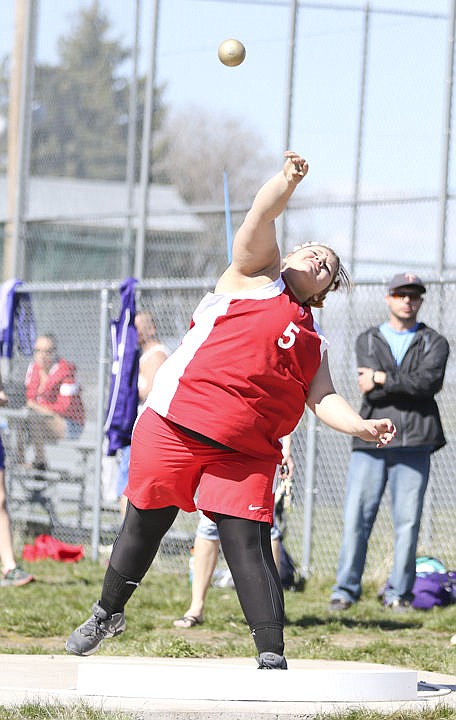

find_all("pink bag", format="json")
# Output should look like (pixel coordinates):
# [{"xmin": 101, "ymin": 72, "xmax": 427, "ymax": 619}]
[{"xmin": 22, "ymin": 534, "xmax": 85, "ymax": 562}]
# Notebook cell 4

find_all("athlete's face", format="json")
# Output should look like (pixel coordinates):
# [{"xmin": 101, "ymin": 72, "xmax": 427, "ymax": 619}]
[{"xmin": 282, "ymin": 245, "xmax": 339, "ymax": 303}]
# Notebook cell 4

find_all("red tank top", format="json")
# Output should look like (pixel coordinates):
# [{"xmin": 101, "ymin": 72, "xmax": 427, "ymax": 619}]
[{"xmin": 147, "ymin": 277, "xmax": 327, "ymax": 462}]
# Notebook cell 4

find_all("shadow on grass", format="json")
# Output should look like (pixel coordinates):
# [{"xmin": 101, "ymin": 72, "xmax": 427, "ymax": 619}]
[
  {"xmin": 31, "ymin": 577, "xmax": 92, "ymax": 586},
  {"xmin": 289, "ymin": 613, "xmax": 424, "ymax": 631}
]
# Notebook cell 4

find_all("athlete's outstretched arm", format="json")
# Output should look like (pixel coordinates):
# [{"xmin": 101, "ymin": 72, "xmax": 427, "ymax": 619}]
[
  {"xmin": 306, "ymin": 353, "xmax": 396, "ymax": 447},
  {"xmin": 216, "ymin": 152, "xmax": 308, "ymax": 291}
]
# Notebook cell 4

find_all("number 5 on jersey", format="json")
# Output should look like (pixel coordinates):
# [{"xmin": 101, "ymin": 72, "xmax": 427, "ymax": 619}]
[{"xmin": 278, "ymin": 322, "xmax": 300, "ymax": 349}]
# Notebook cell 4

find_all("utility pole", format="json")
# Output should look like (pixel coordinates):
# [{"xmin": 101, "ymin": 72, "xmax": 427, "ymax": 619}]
[{"xmin": 4, "ymin": 0, "xmax": 37, "ymax": 280}]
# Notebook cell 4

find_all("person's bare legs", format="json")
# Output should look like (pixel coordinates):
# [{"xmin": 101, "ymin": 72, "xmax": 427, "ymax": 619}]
[
  {"xmin": 271, "ymin": 537, "xmax": 281, "ymax": 575},
  {"xmin": 173, "ymin": 535, "xmax": 219, "ymax": 627},
  {"xmin": 0, "ymin": 463, "xmax": 33, "ymax": 587},
  {"xmin": 0, "ymin": 469, "xmax": 16, "ymax": 572},
  {"xmin": 119, "ymin": 494, "xmax": 128, "ymax": 519},
  {"xmin": 15, "ymin": 426, "xmax": 27, "ymax": 465},
  {"xmin": 27, "ymin": 412, "xmax": 64, "ymax": 467}
]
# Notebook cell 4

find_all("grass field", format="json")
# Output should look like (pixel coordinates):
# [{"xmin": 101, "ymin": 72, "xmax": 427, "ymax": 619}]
[
  {"xmin": 1, "ymin": 703, "xmax": 455, "ymax": 720},
  {"xmin": 0, "ymin": 557, "xmax": 454, "ymax": 719}
]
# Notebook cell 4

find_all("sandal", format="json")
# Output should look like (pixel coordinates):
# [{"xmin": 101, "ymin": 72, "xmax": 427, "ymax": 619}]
[{"xmin": 173, "ymin": 614, "xmax": 203, "ymax": 629}]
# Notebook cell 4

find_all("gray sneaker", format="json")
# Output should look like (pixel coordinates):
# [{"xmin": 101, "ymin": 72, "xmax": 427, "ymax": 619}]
[
  {"xmin": 65, "ymin": 601, "xmax": 126, "ymax": 656},
  {"xmin": 256, "ymin": 652, "xmax": 288, "ymax": 669},
  {"xmin": 328, "ymin": 597, "xmax": 353, "ymax": 612},
  {"xmin": 0, "ymin": 566, "xmax": 34, "ymax": 587}
]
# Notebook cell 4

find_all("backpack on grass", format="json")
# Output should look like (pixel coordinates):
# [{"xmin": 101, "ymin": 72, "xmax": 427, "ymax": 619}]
[
  {"xmin": 412, "ymin": 556, "xmax": 456, "ymax": 610},
  {"xmin": 380, "ymin": 556, "xmax": 456, "ymax": 610},
  {"xmin": 412, "ymin": 572, "xmax": 456, "ymax": 610}
]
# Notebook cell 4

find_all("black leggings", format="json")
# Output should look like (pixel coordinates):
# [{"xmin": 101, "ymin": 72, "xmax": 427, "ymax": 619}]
[
  {"xmin": 109, "ymin": 502, "xmax": 178, "ymax": 578},
  {"xmin": 215, "ymin": 512, "xmax": 284, "ymax": 655},
  {"xmin": 101, "ymin": 502, "xmax": 284, "ymax": 656}
]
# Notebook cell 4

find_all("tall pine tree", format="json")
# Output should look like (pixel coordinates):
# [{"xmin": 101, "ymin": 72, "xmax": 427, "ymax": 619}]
[{"xmin": 31, "ymin": 0, "xmax": 167, "ymax": 181}]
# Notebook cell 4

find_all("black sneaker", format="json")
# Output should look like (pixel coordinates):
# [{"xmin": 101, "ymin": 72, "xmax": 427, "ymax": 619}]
[
  {"xmin": 328, "ymin": 598, "xmax": 353, "ymax": 612},
  {"xmin": 65, "ymin": 601, "xmax": 126, "ymax": 656},
  {"xmin": 256, "ymin": 652, "xmax": 288, "ymax": 669}
]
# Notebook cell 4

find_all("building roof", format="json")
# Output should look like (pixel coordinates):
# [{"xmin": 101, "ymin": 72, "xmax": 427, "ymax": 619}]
[{"xmin": 0, "ymin": 175, "xmax": 204, "ymax": 232}]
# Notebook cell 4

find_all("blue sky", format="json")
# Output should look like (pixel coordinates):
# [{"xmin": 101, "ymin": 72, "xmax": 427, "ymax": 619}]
[
  {"xmin": 1, "ymin": 0, "xmax": 454, "ymax": 272},
  {"xmin": 1, "ymin": 1, "xmax": 450, "ymax": 186}
]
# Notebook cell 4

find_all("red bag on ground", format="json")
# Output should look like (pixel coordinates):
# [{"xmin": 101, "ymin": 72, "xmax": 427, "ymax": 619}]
[{"xmin": 22, "ymin": 534, "xmax": 85, "ymax": 562}]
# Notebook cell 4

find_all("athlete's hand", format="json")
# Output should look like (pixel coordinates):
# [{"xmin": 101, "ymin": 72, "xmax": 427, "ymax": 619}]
[
  {"xmin": 279, "ymin": 452, "xmax": 294, "ymax": 481},
  {"xmin": 355, "ymin": 419, "xmax": 396, "ymax": 448},
  {"xmin": 283, "ymin": 151, "xmax": 309, "ymax": 183}
]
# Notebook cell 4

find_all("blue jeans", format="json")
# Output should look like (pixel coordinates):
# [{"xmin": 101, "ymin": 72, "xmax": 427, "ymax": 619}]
[
  {"xmin": 331, "ymin": 447, "xmax": 431, "ymax": 604},
  {"xmin": 116, "ymin": 445, "xmax": 131, "ymax": 498},
  {"xmin": 196, "ymin": 509, "xmax": 282, "ymax": 541}
]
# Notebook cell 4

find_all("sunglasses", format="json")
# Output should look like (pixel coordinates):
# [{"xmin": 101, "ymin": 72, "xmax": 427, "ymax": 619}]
[{"xmin": 390, "ymin": 292, "xmax": 422, "ymax": 300}]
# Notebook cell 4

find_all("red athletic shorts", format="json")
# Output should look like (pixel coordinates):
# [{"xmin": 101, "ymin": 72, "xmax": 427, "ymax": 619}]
[{"xmin": 125, "ymin": 408, "xmax": 276, "ymax": 524}]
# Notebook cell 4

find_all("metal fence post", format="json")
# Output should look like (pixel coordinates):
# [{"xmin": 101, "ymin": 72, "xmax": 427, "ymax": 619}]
[
  {"xmin": 122, "ymin": 0, "xmax": 141, "ymax": 279},
  {"xmin": 349, "ymin": 2, "xmax": 371, "ymax": 275},
  {"xmin": 5, "ymin": 0, "xmax": 37, "ymax": 280},
  {"xmin": 300, "ymin": 302, "xmax": 321, "ymax": 579},
  {"xmin": 277, "ymin": 0, "xmax": 299, "ymax": 257},
  {"xmin": 134, "ymin": 0, "xmax": 161, "ymax": 281},
  {"xmin": 300, "ymin": 411, "xmax": 317, "ymax": 580},
  {"xmin": 436, "ymin": 0, "xmax": 456, "ymax": 279},
  {"xmin": 91, "ymin": 287, "xmax": 110, "ymax": 561}
]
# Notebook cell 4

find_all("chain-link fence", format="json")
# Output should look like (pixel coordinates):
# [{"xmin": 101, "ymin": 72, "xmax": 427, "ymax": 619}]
[
  {"xmin": 1, "ymin": 0, "xmax": 455, "ymax": 583},
  {"xmin": 4, "ymin": 278, "xmax": 455, "ymax": 583},
  {"xmin": 1, "ymin": 1, "xmax": 455, "ymax": 283}
]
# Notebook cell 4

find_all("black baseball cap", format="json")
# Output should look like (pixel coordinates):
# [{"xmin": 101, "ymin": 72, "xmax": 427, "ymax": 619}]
[{"xmin": 388, "ymin": 272, "xmax": 426, "ymax": 295}]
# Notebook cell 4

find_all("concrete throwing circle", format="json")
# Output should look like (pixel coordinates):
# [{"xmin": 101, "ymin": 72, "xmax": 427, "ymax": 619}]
[{"xmin": 77, "ymin": 657, "xmax": 418, "ymax": 702}]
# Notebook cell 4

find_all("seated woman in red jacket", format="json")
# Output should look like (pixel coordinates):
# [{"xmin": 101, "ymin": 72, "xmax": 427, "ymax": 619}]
[{"xmin": 18, "ymin": 333, "xmax": 85, "ymax": 469}]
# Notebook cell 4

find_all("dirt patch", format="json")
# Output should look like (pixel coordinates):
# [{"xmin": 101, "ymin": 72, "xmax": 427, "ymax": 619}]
[{"xmin": 329, "ymin": 633, "xmax": 374, "ymax": 649}]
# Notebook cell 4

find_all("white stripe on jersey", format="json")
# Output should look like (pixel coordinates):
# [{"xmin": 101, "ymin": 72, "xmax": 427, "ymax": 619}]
[
  {"xmin": 147, "ymin": 277, "xmax": 286, "ymax": 417},
  {"xmin": 313, "ymin": 320, "xmax": 329, "ymax": 358}
]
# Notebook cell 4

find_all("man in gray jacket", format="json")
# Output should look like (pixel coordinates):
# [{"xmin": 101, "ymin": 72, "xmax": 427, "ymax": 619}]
[{"xmin": 330, "ymin": 273, "xmax": 449, "ymax": 611}]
